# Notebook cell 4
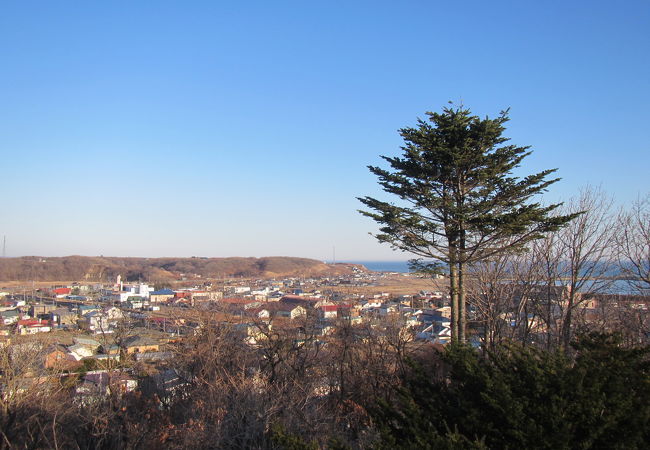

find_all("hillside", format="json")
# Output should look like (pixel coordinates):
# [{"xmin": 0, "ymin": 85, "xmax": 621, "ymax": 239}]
[{"xmin": 0, "ymin": 256, "xmax": 361, "ymax": 282}]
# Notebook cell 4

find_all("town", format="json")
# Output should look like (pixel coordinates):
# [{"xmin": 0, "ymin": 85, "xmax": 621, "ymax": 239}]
[{"xmin": 2, "ymin": 263, "xmax": 647, "ymax": 410}]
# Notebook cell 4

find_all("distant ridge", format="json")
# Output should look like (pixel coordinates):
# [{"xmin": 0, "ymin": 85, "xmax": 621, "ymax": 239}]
[{"xmin": 0, "ymin": 256, "xmax": 363, "ymax": 282}]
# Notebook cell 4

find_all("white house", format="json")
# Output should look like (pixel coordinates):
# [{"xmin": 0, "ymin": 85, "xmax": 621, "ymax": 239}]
[
  {"xmin": 78, "ymin": 311, "xmax": 110, "ymax": 333},
  {"xmin": 68, "ymin": 344, "xmax": 96, "ymax": 360}
]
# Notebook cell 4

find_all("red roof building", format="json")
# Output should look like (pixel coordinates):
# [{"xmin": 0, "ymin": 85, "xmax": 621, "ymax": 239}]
[{"xmin": 52, "ymin": 288, "xmax": 71, "ymax": 296}]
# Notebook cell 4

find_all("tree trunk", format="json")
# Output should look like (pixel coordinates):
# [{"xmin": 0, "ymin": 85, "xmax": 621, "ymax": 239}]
[
  {"xmin": 449, "ymin": 257, "xmax": 459, "ymax": 343},
  {"xmin": 562, "ymin": 288, "xmax": 576, "ymax": 349},
  {"xmin": 458, "ymin": 261, "xmax": 466, "ymax": 343},
  {"xmin": 546, "ymin": 282, "xmax": 553, "ymax": 351},
  {"xmin": 458, "ymin": 228, "xmax": 467, "ymax": 344},
  {"xmin": 485, "ymin": 314, "xmax": 494, "ymax": 352}
]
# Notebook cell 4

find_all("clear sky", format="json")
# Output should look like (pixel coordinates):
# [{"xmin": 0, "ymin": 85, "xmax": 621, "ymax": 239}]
[{"xmin": 1, "ymin": 1, "xmax": 648, "ymax": 261}]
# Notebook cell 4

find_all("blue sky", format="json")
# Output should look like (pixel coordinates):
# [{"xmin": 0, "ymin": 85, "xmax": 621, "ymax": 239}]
[{"xmin": 1, "ymin": 1, "xmax": 648, "ymax": 261}]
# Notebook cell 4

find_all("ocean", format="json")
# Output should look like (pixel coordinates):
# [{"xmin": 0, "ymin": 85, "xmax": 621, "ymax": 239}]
[{"xmin": 342, "ymin": 262, "xmax": 645, "ymax": 295}]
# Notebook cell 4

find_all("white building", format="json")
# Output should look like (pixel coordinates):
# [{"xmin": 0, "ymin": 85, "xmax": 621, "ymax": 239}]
[{"xmin": 104, "ymin": 283, "xmax": 154, "ymax": 303}]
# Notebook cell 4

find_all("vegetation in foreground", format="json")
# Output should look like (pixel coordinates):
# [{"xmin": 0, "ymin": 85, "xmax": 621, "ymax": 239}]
[
  {"xmin": 1, "ymin": 323, "xmax": 648, "ymax": 449},
  {"xmin": 374, "ymin": 333, "xmax": 650, "ymax": 449}
]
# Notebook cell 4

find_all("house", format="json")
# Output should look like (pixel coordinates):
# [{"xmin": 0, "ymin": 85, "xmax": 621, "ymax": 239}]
[
  {"xmin": 134, "ymin": 351, "xmax": 173, "ymax": 362},
  {"xmin": 435, "ymin": 306, "xmax": 451, "ymax": 319},
  {"xmin": 77, "ymin": 304, "xmax": 101, "ymax": 316},
  {"xmin": 234, "ymin": 323, "xmax": 268, "ymax": 346},
  {"xmin": 416, "ymin": 310, "xmax": 449, "ymax": 326},
  {"xmin": 140, "ymin": 368, "xmax": 187, "ymax": 404},
  {"xmin": 51, "ymin": 308, "xmax": 78, "ymax": 326},
  {"xmin": 123, "ymin": 335, "xmax": 160, "ymax": 354},
  {"xmin": 313, "ymin": 299, "xmax": 334, "ymax": 309},
  {"xmin": 73, "ymin": 336, "xmax": 101, "ymax": 349},
  {"xmin": 361, "ymin": 299, "xmax": 383, "ymax": 310},
  {"xmin": 173, "ymin": 297, "xmax": 192, "ymax": 308},
  {"xmin": 69, "ymin": 337, "xmax": 101, "ymax": 359},
  {"xmin": 1, "ymin": 297, "xmax": 25, "ymax": 309},
  {"xmin": 189, "ymin": 290, "xmax": 223, "ymax": 303},
  {"xmin": 230, "ymin": 286, "xmax": 251, "ymax": 295},
  {"xmin": 146, "ymin": 317, "xmax": 175, "ymax": 332},
  {"xmin": 379, "ymin": 304, "xmax": 399, "ymax": 316},
  {"xmin": 416, "ymin": 322, "xmax": 451, "ymax": 344},
  {"xmin": 121, "ymin": 283, "xmax": 154, "ymax": 299},
  {"xmin": 36, "ymin": 311, "xmax": 61, "ymax": 325},
  {"xmin": 149, "ymin": 289, "xmax": 175, "ymax": 303},
  {"xmin": 315, "ymin": 322, "xmax": 335, "ymax": 336},
  {"xmin": 93, "ymin": 353, "xmax": 121, "ymax": 365},
  {"xmin": 0, "ymin": 309, "xmax": 21, "ymax": 325},
  {"xmin": 52, "ymin": 287, "xmax": 72, "ymax": 298},
  {"xmin": 78, "ymin": 311, "xmax": 110, "ymax": 333},
  {"xmin": 319, "ymin": 304, "xmax": 338, "ymax": 319},
  {"xmin": 30, "ymin": 303, "xmax": 58, "ymax": 317},
  {"xmin": 70, "ymin": 283, "xmax": 90, "ymax": 292},
  {"xmin": 415, "ymin": 309, "xmax": 452, "ymax": 344},
  {"xmin": 279, "ymin": 295, "xmax": 321, "ymax": 307},
  {"xmin": 68, "ymin": 343, "xmax": 96, "ymax": 360},
  {"xmin": 44, "ymin": 345, "xmax": 81, "ymax": 371},
  {"xmin": 220, "ymin": 297, "xmax": 260, "ymax": 310},
  {"xmin": 264, "ymin": 303, "xmax": 306, "ymax": 320},
  {"xmin": 104, "ymin": 283, "xmax": 154, "ymax": 303},
  {"xmin": 100, "ymin": 343, "xmax": 121, "ymax": 355},
  {"xmin": 76, "ymin": 371, "xmax": 137, "ymax": 401},
  {"xmin": 105, "ymin": 306, "xmax": 126, "ymax": 321},
  {"xmin": 245, "ymin": 307, "xmax": 270, "ymax": 320},
  {"xmin": 337, "ymin": 304, "xmax": 357, "ymax": 319},
  {"xmin": 405, "ymin": 314, "xmax": 420, "ymax": 328},
  {"xmin": 16, "ymin": 319, "xmax": 51, "ymax": 334},
  {"xmin": 125, "ymin": 297, "xmax": 144, "ymax": 309}
]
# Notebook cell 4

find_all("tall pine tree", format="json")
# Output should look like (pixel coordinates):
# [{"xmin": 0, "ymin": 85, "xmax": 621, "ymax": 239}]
[{"xmin": 359, "ymin": 104, "xmax": 577, "ymax": 342}]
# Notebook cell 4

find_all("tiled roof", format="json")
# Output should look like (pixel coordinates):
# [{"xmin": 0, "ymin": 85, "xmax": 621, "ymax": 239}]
[
  {"xmin": 320, "ymin": 305, "xmax": 339, "ymax": 312},
  {"xmin": 222, "ymin": 297, "xmax": 256, "ymax": 304},
  {"xmin": 151, "ymin": 289, "xmax": 175, "ymax": 295}
]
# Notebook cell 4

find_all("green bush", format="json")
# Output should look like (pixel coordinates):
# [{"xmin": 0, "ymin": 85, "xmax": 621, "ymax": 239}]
[{"xmin": 373, "ymin": 333, "xmax": 650, "ymax": 449}]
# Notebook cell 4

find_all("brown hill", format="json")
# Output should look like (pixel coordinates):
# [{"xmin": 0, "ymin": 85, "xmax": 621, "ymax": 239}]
[{"xmin": 0, "ymin": 256, "xmax": 361, "ymax": 282}]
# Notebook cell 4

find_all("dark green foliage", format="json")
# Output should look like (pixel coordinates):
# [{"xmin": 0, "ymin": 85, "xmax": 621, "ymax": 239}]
[
  {"xmin": 373, "ymin": 333, "xmax": 650, "ymax": 449},
  {"xmin": 361, "ymin": 107, "xmax": 558, "ymax": 246},
  {"xmin": 270, "ymin": 424, "xmax": 319, "ymax": 450},
  {"xmin": 358, "ymin": 105, "xmax": 574, "ymax": 261},
  {"xmin": 359, "ymin": 104, "xmax": 577, "ymax": 341}
]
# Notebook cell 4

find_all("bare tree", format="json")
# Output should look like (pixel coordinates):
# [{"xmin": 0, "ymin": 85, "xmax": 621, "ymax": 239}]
[
  {"xmin": 467, "ymin": 254, "xmax": 519, "ymax": 351},
  {"xmin": 496, "ymin": 187, "xmax": 619, "ymax": 350},
  {"xmin": 0, "ymin": 336, "xmax": 81, "ymax": 449},
  {"xmin": 527, "ymin": 223, "xmax": 567, "ymax": 349},
  {"xmin": 467, "ymin": 245, "xmax": 558, "ymax": 351},
  {"xmin": 556, "ymin": 187, "xmax": 614, "ymax": 348},
  {"xmin": 615, "ymin": 193, "xmax": 650, "ymax": 294}
]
